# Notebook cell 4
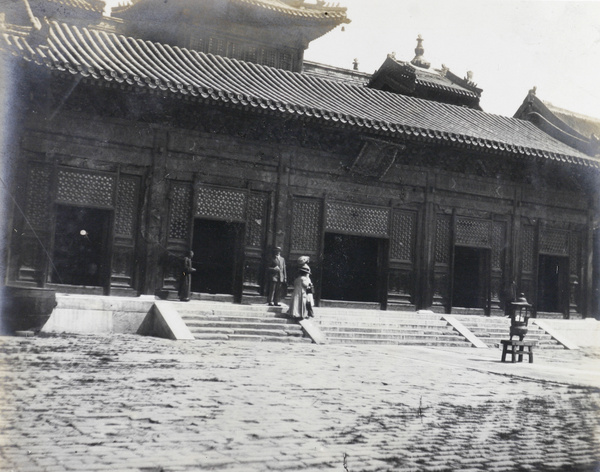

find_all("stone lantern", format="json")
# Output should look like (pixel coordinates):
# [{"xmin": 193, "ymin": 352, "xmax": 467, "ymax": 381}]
[{"xmin": 509, "ymin": 293, "xmax": 532, "ymax": 340}]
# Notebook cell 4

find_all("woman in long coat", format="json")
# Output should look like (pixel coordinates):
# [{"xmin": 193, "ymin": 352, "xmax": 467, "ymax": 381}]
[{"xmin": 289, "ymin": 264, "xmax": 314, "ymax": 319}]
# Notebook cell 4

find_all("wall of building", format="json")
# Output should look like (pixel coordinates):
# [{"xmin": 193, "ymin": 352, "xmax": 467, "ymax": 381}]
[{"xmin": 5, "ymin": 75, "xmax": 594, "ymax": 318}]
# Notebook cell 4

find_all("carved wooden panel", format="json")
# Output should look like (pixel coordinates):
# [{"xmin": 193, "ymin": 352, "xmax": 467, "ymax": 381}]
[
  {"xmin": 291, "ymin": 198, "xmax": 322, "ymax": 253},
  {"xmin": 492, "ymin": 221, "xmax": 505, "ymax": 270},
  {"xmin": 521, "ymin": 225, "xmax": 535, "ymax": 273},
  {"xmin": 115, "ymin": 176, "xmax": 140, "ymax": 237},
  {"xmin": 433, "ymin": 272, "xmax": 449, "ymax": 308},
  {"xmin": 387, "ymin": 268, "xmax": 414, "ymax": 305},
  {"xmin": 491, "ymin": 276, "xmax": 502, "ymax": 306},
  {"xmin": 539, "ymin": 228, "xmax": 569, "ymax": 256},
  {"xmin": 569, "ymin": 232, "xmax": 580, "ymax": 276},
  {"xmin": 195, "ymin": 186, "xmax": 246, "ymax": 222},
  {"xmin": 455, "ymin": 218, "xmax": 491, "ymax": 248},
  {"xmin": 325, "ymin": 202, "xmax": 389, "ymax": 237},
  {"xmin": 351, "ymin": 141, "xmax": 399, "ymax": 179},
  {"xmin": 245, "ymin": 192, "xmax": 268, "ymax": 248},
  {"xmin": 390, "ymin": 210, "xmax": 416, "ymax": 262},
  {"xmin": 169, "ymin": 183, "xmax": 192, "ymax": 241},
  {"xmin": 243, "ymin": 256, "xmax": 262, "ymax": 295},
  {"xmin": 163, "ymin": 241, "xmax": 188, "ymax": 290},
  {"xmin": 110, "ymin": 245, "xmax": 134, "ymax": 287},
  {"xmin": 56, "ymin": 169, "xmax": 116, "ymax": 208},
  {"xmin": 26, "ymin": 164, "xmax": 52, "ymax": 229},
  {"xmin": 435, "ymin": 215, "xmax": 451, "ymax": 264},
  {"xmin": 17, "ymin": 235, "xmax": 46, "ymax": 283}
]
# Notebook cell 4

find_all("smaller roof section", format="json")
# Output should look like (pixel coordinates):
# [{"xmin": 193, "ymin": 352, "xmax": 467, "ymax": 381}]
[
  {"xmin": 514, "ymin": 87, "xmax": 600, "ymax": 158},
  {"xmin": 3, "ymin": 0, "xmax": 105, "ymax": 27},
  {"xmin": 368, "ymin": 35, "xmax": 482, "ymax": 110}
]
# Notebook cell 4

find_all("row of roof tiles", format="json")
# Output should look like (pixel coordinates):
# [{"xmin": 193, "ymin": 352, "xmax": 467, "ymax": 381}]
[
  {"xmin": 0, "ymin": 21, "xmax": 597, "ymax": 168},
  {"xmin": 114, "ymin": 0, "xmax": 349, "ymax": 21}
]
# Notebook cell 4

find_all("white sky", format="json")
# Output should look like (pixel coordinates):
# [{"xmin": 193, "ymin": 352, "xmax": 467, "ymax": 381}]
[{"xmin": 304, "ymin": 0, "xmax": 600, "ymax": 119}]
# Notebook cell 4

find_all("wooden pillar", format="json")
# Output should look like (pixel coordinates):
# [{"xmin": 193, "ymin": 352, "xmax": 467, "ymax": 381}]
[
  {"xmin": 419, "ymin": 172, "xmax": 436, "ymax": 309},
  {"xmin": 583, "ymin": 207, "xmax": 596, "ymax": 317},
  {"xmin": 141, "ymin": 127, "xmax": 169, "ymax": 295},
  {"xmin": 509, "ymin": 187, "xmax": 522, "ymax": 301},
  {"xmin": 273, "ymin": 152, "xmax": 291, "ymax": 250}
]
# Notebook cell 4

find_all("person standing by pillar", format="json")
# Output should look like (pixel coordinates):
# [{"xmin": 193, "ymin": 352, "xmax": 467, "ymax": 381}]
[
  {"xmin": 267, "ymin": 247, "xmax": 287, "ymax": 306},
  {"xmin": 178, "ymin": 250, "xmax": 196, "ymax": 302}
]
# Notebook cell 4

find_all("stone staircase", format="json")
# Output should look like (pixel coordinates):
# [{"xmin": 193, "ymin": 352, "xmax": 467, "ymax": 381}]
[
  {"xmin": 43, "ymin": 295, "xmax": 568, "ymax": 349},
  {"xmin": 175, "ymin": 302, "xmax": 309, "ymax": 343},
  {"xmin": 314, "ymin": 309, "xmax": 472, "ymax": 347},
  {"xmin": 451, "ymin": 315, "xmax": 563, "ymax": 349}
]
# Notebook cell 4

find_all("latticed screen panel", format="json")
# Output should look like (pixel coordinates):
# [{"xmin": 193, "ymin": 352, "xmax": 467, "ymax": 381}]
[
  {"xmin": 435, "ymin": 215, "xmax": 451, "ymax": 264},
  {"xmin": 26, "ymin": 164, "xmax": 52, "ymax": 228},
  {"xmin": 245, "ymin": 192, "xmax": 268, "ymax": 248},
  {"xmin": 540, "ymin": 228, "xmax": 569, "ymax": 256},
  {"xmin": 169, "ymin": 183, "xmax": 192, "ymax": 240},
  {"xmin": 455, "ymin": 218, "xmax": 491, "ymax": 248},
  {"xmin": 325, "ymin": 202, "xmax": 389, "ymax": 237},
  {"xmin": 390, "ymin": 210, "xmax": 416, "ymax": 262},
  {"xmin": 291, "ymin": 199, "xmax": 321, "ymax": 252},
  {"xmin": 195, "ymin": 186, "xmax": 246, "ymax": 222},
  {"xmin": 521, "ymin": 225, "xmax": 535, "ymax": 273},
  {"xmin": 491, "ymin": 221, "xmax": 506, "ymax": 270},
  {"xmin": 569, "ymin": 232, "xmax": 580, "ymax": 275},
  {"xmin": 56, "ymin": 169, "xmax": 115, "ymax": 208},
  {"xmin": 115, "ymin": 176, "xmax": 139, "ymax": 237}
]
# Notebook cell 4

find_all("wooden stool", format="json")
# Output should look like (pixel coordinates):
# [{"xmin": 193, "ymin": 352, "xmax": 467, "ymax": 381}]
[{"xmin": 500, "ymin": 340, "xmax": 536, "ymax": 363}]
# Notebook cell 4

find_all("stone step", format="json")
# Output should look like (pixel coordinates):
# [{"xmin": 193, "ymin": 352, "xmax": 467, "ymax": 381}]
[
  {"xmin": 322, "ymin": 331, "xmax": 468, "ymax": 342},
  {"xmin": 318, "ymin": 320, "xmax": 450, "ymax": 329},
  {"xmin": 326, "ymin": 337, "xmax": 472, "ymax": 347},
  {"xmin": 181, "ymin": 313, "xmax": 294, "ymax": 324},
  {"xmin": 192, "ymin": 334, "xmax": 310, "ymax": 343},
  {"xmin": 183, "ymin": 320, "xmax": 303, "ymax": 331},
  {"xmin": 317, "ymin": 311, "xmax": 443, "ymax": 321},
  {"xmin": 318, "ymin": 326, "xmax": 450, "ymax": 336},
  {"xmin": 187, "ymin": 326, "xmax": 303, "ymax": 337}
]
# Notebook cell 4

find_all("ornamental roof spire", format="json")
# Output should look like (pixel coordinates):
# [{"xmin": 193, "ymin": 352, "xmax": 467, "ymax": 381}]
[{"xmin": 411, "ymin": 34, "xmax": 430, "ymax": 69}]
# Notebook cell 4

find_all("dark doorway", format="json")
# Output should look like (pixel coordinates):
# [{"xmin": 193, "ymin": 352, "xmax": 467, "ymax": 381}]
[
  {"xmin": 52, "ymin": 205, "xmax": 111, "ymax": 287},
  {"xmin": 452, "ymin": 246, "xmax": 490, "ymax": 309},
  {"xmin": 191, "ymin": 219, "xmax": 243, "ymax": 296},
  {"xmin": 321, "ymin": 233, "xmax": 381, "ymax": 302},
  {"xmin": 537, "ymin": 255, "xmax": 569, "ymax": 314}
]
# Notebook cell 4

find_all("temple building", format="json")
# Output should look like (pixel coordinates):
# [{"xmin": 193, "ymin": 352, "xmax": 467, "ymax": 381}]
[
  {"xmin": 514, "ymin": 88, "xmax": 600, "ymax": 316},
  {"xmin": 1, "ymin": 0, "xmax": 598, "ymax": 321}
]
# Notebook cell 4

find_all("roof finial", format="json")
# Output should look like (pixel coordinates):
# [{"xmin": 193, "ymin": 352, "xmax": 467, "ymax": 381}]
[
  {"xmin": 353, "ymin": 58, "xmax": 359, "ymax": 71},
  {"xmin": 411, "ymin": 34, "xmax": 430, "ymax": 69}
]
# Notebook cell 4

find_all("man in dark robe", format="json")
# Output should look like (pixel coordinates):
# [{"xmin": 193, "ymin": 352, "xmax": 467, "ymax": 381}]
[{"xmin": 267, "ymin": 247, "xmax": 287, "ymax": 306}]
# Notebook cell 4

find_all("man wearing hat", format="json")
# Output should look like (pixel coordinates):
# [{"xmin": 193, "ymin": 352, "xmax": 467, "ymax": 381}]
[{"xmin": 266, "ymin": 246, "xmax": 287, "ymax": 306}]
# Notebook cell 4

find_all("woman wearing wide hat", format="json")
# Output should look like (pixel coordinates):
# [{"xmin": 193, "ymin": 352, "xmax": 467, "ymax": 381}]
[{"xmin": 289, "ymin": 263, "xmax": 314, "ymax": 320}]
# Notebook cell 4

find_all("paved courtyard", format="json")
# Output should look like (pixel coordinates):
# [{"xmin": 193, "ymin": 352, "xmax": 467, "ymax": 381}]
[{"xmin": 0, "ymin": 333, "xmax": 599, "ymax": 472}]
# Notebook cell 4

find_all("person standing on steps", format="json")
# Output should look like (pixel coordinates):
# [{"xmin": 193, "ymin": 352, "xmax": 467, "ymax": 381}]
[
  {"xmin": 267, "ymin": 246, "xmax": 287, "ymax": 306},
  {"xmin": 178, "ymin": 250, "xmax": 196, "ymax": 302},
  {"xmin": 289, "ymin": 263, "xmax": 314, "ymax": 320}
]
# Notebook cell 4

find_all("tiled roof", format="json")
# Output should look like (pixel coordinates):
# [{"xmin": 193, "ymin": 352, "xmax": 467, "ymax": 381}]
[
  {"xmin": 543, "ymin": 101, "xmax": 600, "ymax": 142},
  {"xmin": 45, "ymin": 0, "xmax": 104, "ymax": 13},
  {"xmin": 2, "ymin": 21, "xmax": 597, "ymax": 168},
  {"xmin": 114, "ymin": 0, "xmax": 349, "ymax": 22}
]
